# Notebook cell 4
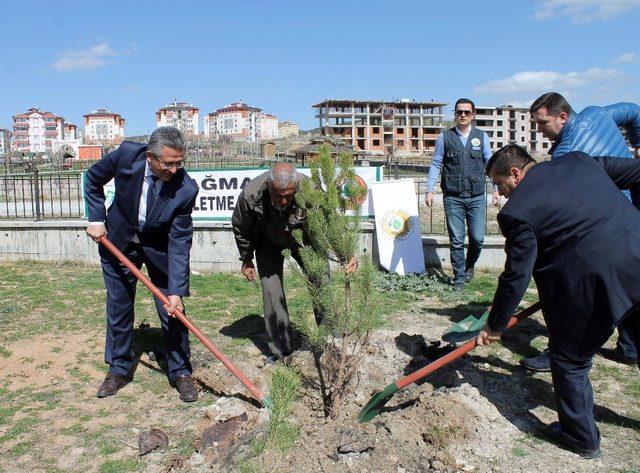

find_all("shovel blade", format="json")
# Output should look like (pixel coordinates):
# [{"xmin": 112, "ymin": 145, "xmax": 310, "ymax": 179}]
[{"xmin": 357, "ymin": 383, "xmax": 399, "ymax": 423}]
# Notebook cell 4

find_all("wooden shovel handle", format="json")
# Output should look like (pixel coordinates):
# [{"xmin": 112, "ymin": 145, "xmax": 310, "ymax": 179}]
[
  {"xmin": 396, "ymin": 302, "xmax": 541, "ymax": 390},
  {"xmin": 99, "ymin": 236, "xmax": 267, "ymax": 405}
]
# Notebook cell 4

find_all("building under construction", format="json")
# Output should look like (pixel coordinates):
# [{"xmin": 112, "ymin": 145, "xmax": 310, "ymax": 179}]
[{"xmin": 313, "ymin": 99, "xmax": 447, "ymax": 156}]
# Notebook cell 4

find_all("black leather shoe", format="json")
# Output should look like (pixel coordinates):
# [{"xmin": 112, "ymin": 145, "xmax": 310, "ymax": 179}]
[
  {"xmin": 453, "ymin": 282, "xmax": 465, "ymax": 292},
  {"xmin": 97, "ymin": 373, "xmax": 131, "ymax": 398},
  {"xmin": 547, "ymin": 422, "xmax": 602, "ymax": 459},
  {"xmin": 465, "ymin": 266, "xmax": 475, "ymax": 283},
  {"xmin": 174, "ymin": 374, "xmax": 198, "ymax": 402},
  {"xmin": 597, "ymin": 347, "xmax": 636, "ymax": 366},
  {"xmin": 520, "ymin": 349, "xmax": 552, "ymax": 372}
]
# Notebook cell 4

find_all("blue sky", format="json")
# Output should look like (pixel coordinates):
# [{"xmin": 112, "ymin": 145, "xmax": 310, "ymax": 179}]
[{"xmin": 2, "ymin": 0, "xmax": 640, "ymax": 135}]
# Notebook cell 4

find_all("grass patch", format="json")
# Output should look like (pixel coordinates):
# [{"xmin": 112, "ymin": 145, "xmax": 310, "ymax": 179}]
[
  {"xmin": 236, "ymin": 459, "xmax": 262, "ymax": 473},
  {"xmin": 625, "ymin": 379, "xmax": 640, "ymax": 398},
  {"xmin": 60, "ymin": 422, "xmax": 88, "ymax": 436},
  {"xmin": 511, "ymin": 446, "xmax": 529, "ymax": 457},
  {"xmin": 9, "ymin": 439, "xmax": 34, "ymax": 457},
  {"xmin": 0, "ymin": 406, "xmax": 21, "ymax": 426},
  {"xmin": 0, "ymin": 346, "xmax": 11, "ymax": 358},
  {"xmin": 99, "ymin": 458, "xmax": 139, "ymax": 473},
  {"xmin": 0, "ymin": 416, "xmax": 40, "ymax": 443}
]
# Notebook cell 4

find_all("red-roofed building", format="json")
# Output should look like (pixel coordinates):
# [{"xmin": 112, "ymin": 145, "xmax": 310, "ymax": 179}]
[
  {"xmin": 204, "ymin": 102, "xmax": 278, "ymax": 142},
  {"xmin": 12, "ymin": 107, "xmax": 66, "ymax": 153},
  {"xmin": 257, "ymin": 113, "xmax": 278, "ymax": 140},
  {"xmin": 155, "ymin": 100, "xmax": 199, "ymax": 136},
  {"xmin": 63, "ymin": 123, "xmax": 77, "ymax": 140},
  {"xmin": 83, "ymin": 109, "xmax": 125, "ymax": 146}
]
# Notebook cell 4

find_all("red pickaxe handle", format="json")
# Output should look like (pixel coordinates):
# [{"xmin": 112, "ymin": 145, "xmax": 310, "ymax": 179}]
[
  {"xmin": 396, "ymin": 301, "xmax": 541, "ymax": 389},
  {"xmin": 99, "ymin": 236, "xmax": 268, "ymax": 406}
]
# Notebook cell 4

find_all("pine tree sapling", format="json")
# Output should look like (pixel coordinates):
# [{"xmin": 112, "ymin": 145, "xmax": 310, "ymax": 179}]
[
  {"xmin": 267, "ymin": 364, "xmax": 301, "ymax": 453},
  {"xmin": 286, "ymin": 146, "xmax": 383, "ymax": 418}
]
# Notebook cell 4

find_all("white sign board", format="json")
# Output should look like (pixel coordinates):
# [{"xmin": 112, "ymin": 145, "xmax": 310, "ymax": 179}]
[
  {"xmin": 371, "ymin": 179, "xmax": 425, "ymax": 275},
  {"xmin": 83, "ymin": 166, "xmax": 383, "ymax": 220}
]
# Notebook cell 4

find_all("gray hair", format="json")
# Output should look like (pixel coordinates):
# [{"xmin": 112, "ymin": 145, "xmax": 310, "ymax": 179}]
[
  {"xmin": 147, "ymin": 126, "xmax": 186, "ymax": 157},
  {"xmin": 267, "ymin": 163, "xmax": 298, "ymax": 189}
]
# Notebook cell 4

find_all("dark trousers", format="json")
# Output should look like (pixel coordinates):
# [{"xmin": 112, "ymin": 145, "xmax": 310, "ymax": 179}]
[
  {"xmin": 549, "ymin": 349, "xmax": 600, "ymax": 451},
  {"xmin": 255, "ymin": 240, "xmax": 323, "ymax": 358},
  {"xmin": 443, "ymin": 193, "xmax": 486, "ymax": 283},
  {"xmin": 615, "ymin": 324, "xmax": 638, "ymax": 360},
  {"xmin": 101, "ymin": 243, "xmax": 191, "ymax": 382},
  {"xmin": 619, "ymin": 312, "xmax": 640, "ymax": 369},
  {"xmin": 548, "ymin": 313, "xmax": 640, "ymax": 451}
]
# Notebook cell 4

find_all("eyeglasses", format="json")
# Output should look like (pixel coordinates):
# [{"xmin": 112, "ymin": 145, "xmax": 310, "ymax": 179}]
[
  {"xmin": 455, "ymin": 110, "xmax": 473, "ymax": 116},
  {"xmin": 154, "ymin": 156, "xmax": 184, "ymax": 169}
]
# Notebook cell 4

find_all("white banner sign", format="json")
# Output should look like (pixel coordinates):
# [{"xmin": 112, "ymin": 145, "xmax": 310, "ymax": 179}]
[
  {"xmin": 371, "ymin": 179, "xmax": 425, "ymax": 275},
  {"xmin": 84, "ymin": 166, "xmax": 383, "ymax": 220}
]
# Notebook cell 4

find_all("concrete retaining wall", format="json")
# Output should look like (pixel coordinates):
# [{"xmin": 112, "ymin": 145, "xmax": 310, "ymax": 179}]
[{"xmin": 0, "ymin": 220, "xmax": 506, "ymax": 272}]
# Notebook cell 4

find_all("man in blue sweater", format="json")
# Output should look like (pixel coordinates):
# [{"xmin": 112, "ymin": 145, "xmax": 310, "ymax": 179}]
[{"xmin": 521, "ymin": 92, "xmax": 640, "ymax": 372}]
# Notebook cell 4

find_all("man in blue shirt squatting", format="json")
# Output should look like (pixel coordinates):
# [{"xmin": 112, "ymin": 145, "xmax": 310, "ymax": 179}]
[
  {"xmin": 426, "ymin": 98, "xmax": 499, "ymax": 291},
  {"xmin": 520, "ymin": 92, "xmax": 640, "ymax": 373}
]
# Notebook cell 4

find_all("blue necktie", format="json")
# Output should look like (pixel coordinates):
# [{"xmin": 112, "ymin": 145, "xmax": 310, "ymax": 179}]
[{"xmin": 146, "ymin": 175, "xmax": 159, "ymax": 220}]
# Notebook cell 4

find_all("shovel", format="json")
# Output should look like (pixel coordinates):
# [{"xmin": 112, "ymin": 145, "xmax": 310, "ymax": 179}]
[
  {"xmin": 99, "ymin": 236, "xmax": 271, "ymax": 408},
  {"xmin": 441, "ymin": 311, "xmax": 490, "ymax": 344},
  {"xmin": 357, "ymin": 301, "xmax": 540, "ymax": 423}
]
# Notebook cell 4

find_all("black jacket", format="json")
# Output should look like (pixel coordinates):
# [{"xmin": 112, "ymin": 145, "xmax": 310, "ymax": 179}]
[{"xmin": 489, "ymin": 152, "xmax": 640, "ymax": 357}]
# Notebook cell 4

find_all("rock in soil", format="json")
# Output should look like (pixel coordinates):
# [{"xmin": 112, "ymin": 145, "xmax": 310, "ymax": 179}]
[
  {"xmin": 337, "ymin": 427, "xmax": 375, "ymax": 454},
  {"xmin": 197, "ymin": 413, "xmax": 248, "ymax": 454},
  {"xmin": 138, "ymin": 428, "xmax": 169, "ymax": 456},
  {"xmin": 203, "ymin": 396, "xmax": 247, "ymax": 422}
]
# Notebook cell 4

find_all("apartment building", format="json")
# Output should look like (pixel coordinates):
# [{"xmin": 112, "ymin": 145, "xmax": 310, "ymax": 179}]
[
  {"xmin": 257, "ymin": 113, "xmax": 278, "ymax": 140},
  {"xmin": 313, "ymin": 99, "xmax": 447, "ymax": 156},
  {"xmin": 278, "ymin": 121, "xmax": 299, "ymax": 138},
  {"xmin": 63, "ymin": 123, "xmax": 77, "ymax": 140},
  {"xmin": 0, "ymin": 128, "xmax": 11, "ymax": 156},
  {"xmin": 12, "ymin": 107, "xmax": 66, "ymax": 154},
  {"xmin": 474, "ymin": 105, "xmax": 552, "ymax": 158},
  {"xmin": 204, "ymin": 101, "xmax": 271, "ymax": 142},
  {"xmin": 156, "ymin": 101, "xmax": 199, "ymax": 136},
  {"xmin": 83, "ymin": 109, "xmax": 125, "ymax": 146}
]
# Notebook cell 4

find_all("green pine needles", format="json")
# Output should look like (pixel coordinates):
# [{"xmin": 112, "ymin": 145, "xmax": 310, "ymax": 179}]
[{"xmin": 286, "ymin": 146, "xmax": 383, "ymax": 418}]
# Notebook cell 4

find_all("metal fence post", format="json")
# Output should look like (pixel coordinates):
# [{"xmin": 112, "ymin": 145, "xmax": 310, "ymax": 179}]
[{"xmin": 33, "ymin": 168, "xmax": 42, "ymax": 221}]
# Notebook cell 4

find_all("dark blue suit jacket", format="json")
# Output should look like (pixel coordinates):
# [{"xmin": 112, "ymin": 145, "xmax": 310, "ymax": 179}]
[
  {"xmin": 84, "ymin": 141, "xmax": 199, "ymax": 296},
  {"xmin": 489, "ymin": 152, "xmax": 640, "ymax": 357}
]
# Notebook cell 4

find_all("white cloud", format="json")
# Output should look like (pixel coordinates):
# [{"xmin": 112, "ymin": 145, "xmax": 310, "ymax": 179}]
[
  {"xmin": 535, "ymin": 0, "xmax": 640, "ymax": 24},
  {"xmin": 50, "ymin": 41, "xmax": 135, "ymax": 72},
  {"xmin": 474, "ymin": 68, "xmax": 623, "ymax": 96},
  {"xmin": 614, "ymin": 52, "xmax": 639, "ymax": 64}
]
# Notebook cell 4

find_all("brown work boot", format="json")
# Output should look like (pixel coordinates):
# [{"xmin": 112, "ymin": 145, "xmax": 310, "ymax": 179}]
[
  {"xmin": 97, "ymin": 373, "xmax": 131, "ymax": 398},
  {"xmin": 174, "ymin": 374, "xmax": 199, "ymax": 402}
]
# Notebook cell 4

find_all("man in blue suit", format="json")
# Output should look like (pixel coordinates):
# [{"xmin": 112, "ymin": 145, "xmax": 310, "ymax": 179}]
[
  {"xmin": 478, "ymin": 145, "xmax": 640, "ymax": 458},
  {"xmin": 85, "ymin": 127, "xmax": 200, "ymax": 402}
]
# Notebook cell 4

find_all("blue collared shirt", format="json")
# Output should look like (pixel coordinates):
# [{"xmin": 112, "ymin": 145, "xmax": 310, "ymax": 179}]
[{"xmin": 427, "ymin": 127, "xmax": 492, "ymax": 193}]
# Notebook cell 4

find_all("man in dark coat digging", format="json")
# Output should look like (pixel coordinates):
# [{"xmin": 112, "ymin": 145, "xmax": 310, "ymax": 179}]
[{"xmin": 477, "ymin": 144, "xmax": 640, "ymax": 459}]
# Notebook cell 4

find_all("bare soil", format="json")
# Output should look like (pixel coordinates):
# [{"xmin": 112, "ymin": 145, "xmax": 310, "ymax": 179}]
[{"xmin": 1, "ymin": 292, "xmax": 638, "ymax": 473}]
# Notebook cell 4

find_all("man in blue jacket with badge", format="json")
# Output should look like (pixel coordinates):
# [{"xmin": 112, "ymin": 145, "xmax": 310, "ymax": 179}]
[
  {"xmin": 426, "ymin": 98, "xmax": 498, "ymax": 291},
  {"xmin": 84, "ymin": 127, "xmax": 200, "ymax": 402},
  {"xmin": 520, "ymin": 92, "xmax": 640, "ymax": 372}
]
